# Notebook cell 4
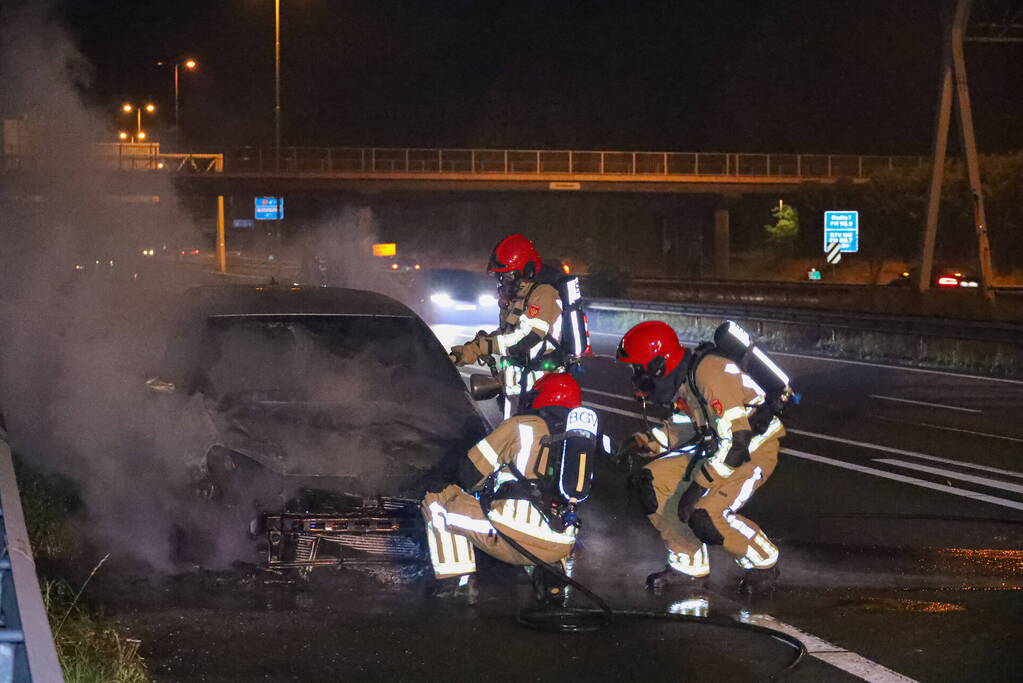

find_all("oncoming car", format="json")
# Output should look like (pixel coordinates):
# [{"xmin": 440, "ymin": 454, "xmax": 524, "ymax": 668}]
[
  {"xmin": 149, "ymin": 285, "xmax": 489, "ymax": 571},
  {"xmin": 416, "ymin": 268, "xmax": 501, "ymax": 324}
]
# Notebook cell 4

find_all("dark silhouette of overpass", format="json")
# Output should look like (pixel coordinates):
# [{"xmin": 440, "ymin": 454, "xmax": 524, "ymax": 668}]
[{"xmin": 1, "ymin": 145, "xmax": 927, "ymax": 196}]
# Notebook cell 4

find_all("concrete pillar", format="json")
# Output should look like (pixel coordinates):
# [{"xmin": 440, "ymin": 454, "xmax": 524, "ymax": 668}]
[{"xmin": 714, "ymin": 207, "xmax": 730, "ymax": 279}]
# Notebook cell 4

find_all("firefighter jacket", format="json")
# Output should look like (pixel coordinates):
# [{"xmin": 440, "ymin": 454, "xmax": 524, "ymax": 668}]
[
  {"xmin": 644, "ymin": 353, "xmax": 786, "ymax": 489},
  {"xmin": 460, "ymin": 414, "xmax": 578, "ymax": 540},
  {"xmin": 453, "ymin": 279, "xmax": 562, "ymax": 367}
]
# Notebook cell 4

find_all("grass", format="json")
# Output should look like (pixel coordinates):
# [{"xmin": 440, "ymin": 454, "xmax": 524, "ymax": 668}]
[
  {"xmin": 42, "ymin": 578, "xmax": 148, "ymax": 683},
  {"xmin": 12, "ymin": 453, "xmax": 83, "ymax": 559},
  {"xmin": 12, "ymin": 454, "xmax": 150, "ymax": 682}
]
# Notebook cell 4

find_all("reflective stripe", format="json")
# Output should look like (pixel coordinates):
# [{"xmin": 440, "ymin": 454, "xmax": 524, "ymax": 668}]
[
  {"xmin": 445, "ymin": 511, "xmax": 496, "ymax": 535},
  {"xmin": 749, "ymin": 417, "xmax": 783, "ymax": 453},
  {"xmin": 650, "ymin": 427, "xmax": 669, "ymax": 453},
  {"xmin": 488, "ymin": 504, "xmax": 577, "ymax": 545},
  {"xmin": 527, "ymin": 317, "xmax": 551, "ymax": 334},
  {"xmin": 426, "ymin": 518, "xmax": 477, "ymax": 576},
  {"xmin": 496, "ymin": 315, "xmax": 536, "ymax": 355},
  {"xmin": 667, "ymin": 545, "xmax": 710, "ymax": 577},
  {"xmin": 737, "ymin": 534, "xmax": 779, "ymax": 569},
  {"xmin": 722, "ymin": 406, "xmax": 747, "ymax": 422},
  {"xmin": 671, "ymin": 413, "xmax": 693, "ymax": 424},
  {"xmin": 516, "ymin": 424, "xmax": 534, "ymax": 473},
  {"xmin": 724, "ymin": 363, "xmax": 741, "ymax": 375},
  {"xmin": 728, "ymin": 466, "xmax": 763, "ymax": 513},
  {"xmin": 475, "ymin": 438, "xmax": 500, "ymax": 470}
]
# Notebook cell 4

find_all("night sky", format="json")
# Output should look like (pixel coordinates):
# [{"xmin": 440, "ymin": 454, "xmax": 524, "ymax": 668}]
[{"xmin": 32, "ymin": 1, "xmax": 1023, "ymax": 153}]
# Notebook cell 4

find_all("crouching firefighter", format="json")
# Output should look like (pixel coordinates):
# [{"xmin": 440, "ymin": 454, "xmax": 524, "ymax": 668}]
[
  {"xmin": 448, "ymin": 234, "xmax": 588, "ymax": 418},
  {"xmin": 616, "ymin": 320, "xmax": 795, "ymax": 596},
  {"xmin": 421, "ymin": 373, "xmax": 601, "ymax": 605}
]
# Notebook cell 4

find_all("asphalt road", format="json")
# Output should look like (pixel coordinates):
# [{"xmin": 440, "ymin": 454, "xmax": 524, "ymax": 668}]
[
  {"xmin": 60, "ymin": 267, "xmax": 1021, "ymax": 682},
  {"xmin": 433, "ymin": 317, "xmax": 1023, "ymax": 683}
]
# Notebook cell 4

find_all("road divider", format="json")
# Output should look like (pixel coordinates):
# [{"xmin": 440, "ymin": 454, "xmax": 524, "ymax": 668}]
[{"xmin": 584, "ymin": 297, "xmax": 1023, "ymax": 379}]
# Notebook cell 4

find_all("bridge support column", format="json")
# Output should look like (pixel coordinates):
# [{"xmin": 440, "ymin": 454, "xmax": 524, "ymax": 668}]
[{"xmin": 714, "ymin": 207, "xmax": 730, "ymax": 279}]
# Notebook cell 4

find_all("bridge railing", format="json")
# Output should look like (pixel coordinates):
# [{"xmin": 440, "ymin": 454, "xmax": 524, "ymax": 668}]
[{"xmin": 222, "ymin": 146, "xmax": 926, "ymax": 179}]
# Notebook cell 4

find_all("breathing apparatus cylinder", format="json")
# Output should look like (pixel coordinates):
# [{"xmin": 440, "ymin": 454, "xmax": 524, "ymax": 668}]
[{"xmin": 712, "ymin": 320, "xmax": 790, "ymax": 395}]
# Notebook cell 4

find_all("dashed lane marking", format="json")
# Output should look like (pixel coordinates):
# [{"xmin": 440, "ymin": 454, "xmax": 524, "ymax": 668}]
[
  {"xmin": 588, "ymin": 330, "xmax": 1023, "ymax": 385},
  {"xmin": 741, "ymin": 613, "xmax": 919, "ymax": 683},
  {"xmin": 786, "ymin": 429, "xmax": 1023, "ymax": 480},
  {"xmin": 868, "ymin": 414, "xmax": 1023, "ymax": 445},
  {"xmin": 875, "ymin": 459, "xmax": 1023, "ymax": 495},
  {"xmin": 868, "ymin": 394, "xmax": 981, "ymax": 414},
  {"xmin": 781, "ymin": 448, "xmax": 1023, "ymax": 512}
]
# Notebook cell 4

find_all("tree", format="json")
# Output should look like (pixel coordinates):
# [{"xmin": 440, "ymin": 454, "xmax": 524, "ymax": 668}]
[{"xmin": 764, "ymin": 202, "xmax": 799, "ymax": 247}]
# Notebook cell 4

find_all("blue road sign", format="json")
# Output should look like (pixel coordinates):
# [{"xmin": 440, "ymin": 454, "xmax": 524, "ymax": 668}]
[
  {"xmin": 824, "ymin": 211, "xmax": 858, "ymax": 252},
  {"xmin": 255, "ymin": 196, "xmax": 284, "ymax": 220}
]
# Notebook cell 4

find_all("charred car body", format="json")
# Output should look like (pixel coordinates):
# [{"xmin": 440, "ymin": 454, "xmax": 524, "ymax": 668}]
[{"xmin": 151, "ymin": 285, "xmax": 489, "ymax": 571}]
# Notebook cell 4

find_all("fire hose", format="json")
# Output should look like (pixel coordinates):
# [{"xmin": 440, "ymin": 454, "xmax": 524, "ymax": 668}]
[{"xmin": 477, "ymin": 496, "xmax": 808, "ymax": 681}]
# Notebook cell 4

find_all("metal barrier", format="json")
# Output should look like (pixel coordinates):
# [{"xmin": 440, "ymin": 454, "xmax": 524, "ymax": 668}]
[
  {"xmin": 222, "ymin": 146, "xmax": 926, "ymax": 179},
  {"xmin": 0, "ymin": 426, "xmax": 63, "ymax": 682}
]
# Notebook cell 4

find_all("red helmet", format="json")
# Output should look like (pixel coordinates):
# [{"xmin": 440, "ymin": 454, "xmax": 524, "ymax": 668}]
[
  {"xmin": 487, "ymin": 234, "xmax": 541, "ymax": 280},
  {"xmin": 530, "ymin": 373, "xmax": 582, "ymax": 410},
  {"xmin": 616, "ymin": 321, "xmax": 686, "ymax": 379}
]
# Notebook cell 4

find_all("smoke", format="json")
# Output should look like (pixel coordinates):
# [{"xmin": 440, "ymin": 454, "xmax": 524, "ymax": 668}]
[{"xmin": 0, "ymin": 3, "xmax": 476, "ymax": 571}]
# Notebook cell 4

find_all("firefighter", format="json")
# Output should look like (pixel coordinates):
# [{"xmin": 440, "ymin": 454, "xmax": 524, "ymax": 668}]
[
  {"xmin": 448, "ymin": 234, "xmax": 564, "ymax": 417},
  {"xmin": 421, "ymin": 373, "xmax": 595, "ymax": 604},
  {"xmin": 616, "ymin": 321, "xmax": 784, "ymax": 595}
]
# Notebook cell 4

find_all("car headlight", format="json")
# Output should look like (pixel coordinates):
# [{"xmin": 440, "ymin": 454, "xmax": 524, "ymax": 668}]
[
  {"xmin": 430, "ymin": 292, "xmax": 454, "ymax": 307},
  {"xmin": 478, "ymin": 294, "xmax": 498, "ymax": 307}
]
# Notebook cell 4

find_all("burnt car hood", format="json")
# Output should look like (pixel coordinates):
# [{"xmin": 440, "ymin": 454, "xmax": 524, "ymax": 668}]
[{"xmin": 208, "ymin": 397, "xmax": 482, "ymax": 497}]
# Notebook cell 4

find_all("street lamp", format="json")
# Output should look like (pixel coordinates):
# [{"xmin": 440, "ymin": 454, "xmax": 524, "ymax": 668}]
[{"xmin": 119, "ymin": 102, "xmax": 157, "ymax": 142}]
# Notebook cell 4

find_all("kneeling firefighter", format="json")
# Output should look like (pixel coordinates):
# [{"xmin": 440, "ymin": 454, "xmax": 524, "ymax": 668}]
[
  {"xmin": 421, "ymin": 373, "xmax": 600, "ymax": 604},
  {"xmin": 616, "ymin": 320, "xmax": 794, "ymax": 595},
  {"xmin": 449, "ymin": 234, "xmax": 587, "ymax": 418}
]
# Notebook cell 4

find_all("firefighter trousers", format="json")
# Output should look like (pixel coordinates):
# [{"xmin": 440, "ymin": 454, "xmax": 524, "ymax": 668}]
[
  {"xmin": 422, "ymin": 485, "xmax": 577, "ymax": 579},
  {"xmin": 641, "ymin": 440, "xmax": 779, "ymax": 575}
]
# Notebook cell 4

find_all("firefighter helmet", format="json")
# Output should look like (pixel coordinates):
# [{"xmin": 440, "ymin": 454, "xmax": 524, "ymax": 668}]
[
  {"xmin": 616, "ymin": 321, "xmax": 686, "ymax": 379},
  {"xmin": 487, "ymin": 233, "xmax": 541, "ymax": 280},
  {"xmin": 530, "ymin": 373, "xmax": 582, "ymax": 410}
]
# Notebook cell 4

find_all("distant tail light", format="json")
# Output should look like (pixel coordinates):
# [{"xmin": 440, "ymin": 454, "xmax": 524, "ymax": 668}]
[{"xmin": 937, "ymin": 276, "xmax": 959, "ymax": 287}]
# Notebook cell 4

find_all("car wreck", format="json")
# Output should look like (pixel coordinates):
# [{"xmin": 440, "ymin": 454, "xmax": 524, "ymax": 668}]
[{"xmin": 149, "ymin": 284, "xmax": 490, "ymax": 573}]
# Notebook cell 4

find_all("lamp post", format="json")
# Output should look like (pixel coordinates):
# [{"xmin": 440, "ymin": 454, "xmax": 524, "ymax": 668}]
[
  {"xmin": 174, "ymin": 58, "xmax": 198, "ymax": 131},
  {"xmin": 274, "ymin": 0, "xmax": 281, "ymax": 172}
]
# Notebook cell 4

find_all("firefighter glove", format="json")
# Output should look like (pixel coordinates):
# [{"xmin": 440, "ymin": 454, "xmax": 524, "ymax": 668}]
[{"xmin": 677, "ymin": 481, "xmax": 707, "ymax": 523}]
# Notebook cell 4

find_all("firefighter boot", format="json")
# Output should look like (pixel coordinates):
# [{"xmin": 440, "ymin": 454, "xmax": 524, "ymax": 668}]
[
  {"xmin": 532, "ymin": 563, "xmax": 569, "ymax": 607},
  {"xmin": 738, "ymin": 565, "xmax": 780, "ymax": 598},
  {"xmin": 427, "ymin": 574, "xmax": 479, "ymax": 606},
  {"xmin": 646, "ymin": 565, "xmax": 705, "ymax": 594}
]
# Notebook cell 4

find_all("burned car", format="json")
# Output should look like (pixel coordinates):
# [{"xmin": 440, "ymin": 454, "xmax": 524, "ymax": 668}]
[{"xmin": 150, "ymin": 285, "xmax": 489, "ymax": 571}]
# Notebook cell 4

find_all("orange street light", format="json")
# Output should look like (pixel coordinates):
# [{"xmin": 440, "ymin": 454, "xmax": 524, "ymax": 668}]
[
  {"xmin": 119, "ymin": 102, "xmax": 157, "ymax": 142},
  {"xmin": 184, "ymin": 58, "xmax": 198, "ymax": 70},
  {"xmin": 118, "ymin": 131, "xmax": 128, "ymax": 140}
]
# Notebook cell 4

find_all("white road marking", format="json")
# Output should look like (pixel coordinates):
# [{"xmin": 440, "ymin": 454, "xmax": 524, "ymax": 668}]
[
  {"xmin": 781, "ymin": 448, "xmax": 1023, "ymax": 512},
  {"xmin": 741, "ymin": 613, "xmax": 918, "ymax": 683},
  {"xmin": 582, "ymin": 401, "xmax": 657, "ymax": 422},
  {"xmin": 868, "ymin": 414, "xmax": 1023, "ymax": 445},
  {"xmin": 787, "ymin": 429, "xmax": 1023, "ymax": 480},
  {"xmin": 875, "ymin": 459, "xmax": 1023, "ymax": 495},
  {"xmin": 868, "ymin": 394, "xmax": 981, "ymax": 414},
  {"xmin": 584, "ymin": 387, "xmax": 636, "ymax": 401},
  {"xmin": 590, "ymin": 330, "xmax": 1023, "ymax": 386}
]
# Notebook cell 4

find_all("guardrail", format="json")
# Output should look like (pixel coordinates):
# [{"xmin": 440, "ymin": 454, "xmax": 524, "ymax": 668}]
[
  {"xmin": 1, "ymin": 149, "xmax": 224, "ymax": 174},
  {"xmin": 0, "ymin": 425, "xmax": 64, "ymax": 682},
  {"xmin": 618, "ymin": 277, "xmax": 1023, "ymax": 325},
  {"xmin": 221, "ymin": 146, "xmax": 927, "ymax": 179}
]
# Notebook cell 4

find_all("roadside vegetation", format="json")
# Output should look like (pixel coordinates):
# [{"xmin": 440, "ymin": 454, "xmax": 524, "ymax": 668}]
[{"xmin": 13, "ymin": 455, "xmax": 149, "ymax": 682}]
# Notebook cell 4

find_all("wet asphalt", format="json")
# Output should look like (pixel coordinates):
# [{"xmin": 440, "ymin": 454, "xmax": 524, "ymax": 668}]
[{"xmin": 72, "ymin": 267, "xmax": 1023, "ymax": 681}]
